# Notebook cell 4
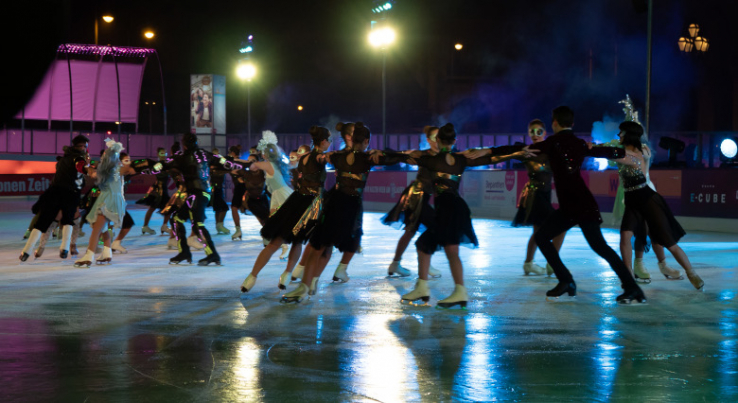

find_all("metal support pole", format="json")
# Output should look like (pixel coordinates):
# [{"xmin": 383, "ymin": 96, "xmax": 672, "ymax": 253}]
[
  {"xmin": 247, "ymin": 82, "xmax": 252, "ymax": 144},
  {"xmin": 114, "ymin": 54, "xmax": 122, "ymax": 136},
  {"xmin": 382, "ymin": 50, "xmax": 387, "ymax": 149},
  {"xmin": 95, "ymin": 18, "xmax": 98, "ymax": 45},
  {"xmin": 645, "ymin": 0, "xmax": 653, "ymax": 135}
]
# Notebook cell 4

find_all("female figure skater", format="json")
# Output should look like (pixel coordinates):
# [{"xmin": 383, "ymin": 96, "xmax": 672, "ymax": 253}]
[
  {"xmin": 210, "ymin": 148, "xmax": 231, "ymax": 235},
  {"xmin": 138, "ymin": 147, "xmax": 172, "ymax": 235},
  {"xmin": 511, "ymin": 119, "xmax": 565, "ymax": 276},
  {"xmin": 74, "ymin": 139, "xmax": 130, "ymax": 267},
  {"xmin": 613, "ymin": 122, "xmax": 702, "ymax": 290},
  {"xmin": 382, "ymin": 126, "xmax": 442, "ymax": 278},
  {"xmin": 240, "ymin": 126, "xmax": 331, "ymax": 293},
  {"xmin": 248, "ymin": 131, "xmax": 294, "ymax": 258},
  {"xmin": 281, "ymin": 123, "xmax": 408, "ymax": 302},
  {"xmin": 401, "ymin": 123, "xmax": 531, "ymax": 309}
]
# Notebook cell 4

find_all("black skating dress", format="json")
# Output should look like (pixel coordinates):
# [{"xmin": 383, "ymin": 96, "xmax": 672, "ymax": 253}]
[
  {"xmin": 382, "ymin": 149, "xmax": 436, "ymax": 232},
  {"xmin": 209, "ymin": 164, "xmax": 230, "ymax": 213},
  {"xmin": 231, "ymin": 162, "xmax": 271, "ymax": 223},
  {"xmin": 413, "ymin": 152, "xmax": 492, "ymax": 253},
  {"xmin": 260, "ymin": 149, "xmax": 327, "ymax": 244},
  {"xmin": 310, "ymin": 150, "xmax": 407, "ymax": 253},
  {"xmin": 618, "ymin": 153, "xmax": 685, "ymax": 249},
  {"xmin": 136, "ymin": 167, "xmax": 170, "ymax": 211},
  {"xmin": 510, "ymin": 152, "xmax": 554, "ymax": 227}
]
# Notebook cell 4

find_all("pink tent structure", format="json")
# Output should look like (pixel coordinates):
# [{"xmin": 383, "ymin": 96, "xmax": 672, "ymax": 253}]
[{"xmin": 16, "ymin": 44, "xmax": 167, "ymax": 135}]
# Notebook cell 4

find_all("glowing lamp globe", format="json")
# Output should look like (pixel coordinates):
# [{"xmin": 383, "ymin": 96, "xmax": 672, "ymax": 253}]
[
  {"xmin": 102, "ymin": 15, "xmax": 114, "ymax": 23},
  {"xmin": 237, "ymin": 63, "xmax": 257, "ymax": 81},
  {"xmin": 720, "ymin": 139, "xmax": 738, "ymax": 159}
]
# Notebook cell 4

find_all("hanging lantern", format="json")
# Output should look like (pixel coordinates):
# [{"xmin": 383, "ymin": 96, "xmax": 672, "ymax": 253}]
[
  {"xmin": 684, "ymin": 38, "xmax": 694, "ymax": 52},
  {"xmin": 694, "ymin": 36, "xmax": 706, "ymax": 52},
  {"xmin": 688, "ymin": 23, "xmax": 700, "ymax": 38},
  {"xmin": 678, "ymin": 37, "xmax": 688, "ymax": 51},
  {"xmin": 701, "ymin": 37, "xmax": 710, "ymax": 52}
]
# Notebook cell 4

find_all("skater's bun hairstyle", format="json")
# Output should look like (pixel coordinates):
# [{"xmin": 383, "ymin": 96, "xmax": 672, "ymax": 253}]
[
  {"xmin": 171, "ymin": 142, "xmax": 180, "ymax": 154},
  {"xmin": 72, "ymin": 134, "xmax": 89, "ymax": 146},
  {"xmin": 120, "ymin": 152, "xmax": 129, "ymax": 158},
  {"xmin": 619, "ymin": 121, "xmax": 644, "ymax": 152},
  {"xmin": 157, "ymin": 147, "xmax": 166, "ymax": 153},
  {"xmin": 352, "ymin": 122, "xmax": 371, "ymax": 145},
  {"xmin": 182, "ymin": 133, "xmax": 198, "ymax": 149},
  {"xmin": 423, "ymin": 126, "xmax": 439, "ymax": 138},
  {"xmin": 528, "ymin": 119, "xmax": 545, "ymax": 128},
  {"xmin": 309, "ymin": 126, "xmax": 330, "ymax": 145},
  {"xmin": 552, "ymin": 106, "xmax": 574, "ymax": 128},
  {"xmin": 335, "ymin": 122, "xmax": 355, "ymax": 141},
  {"xmin": 436, "ymin": 123, "xmax": 457, "ymax": 145}
]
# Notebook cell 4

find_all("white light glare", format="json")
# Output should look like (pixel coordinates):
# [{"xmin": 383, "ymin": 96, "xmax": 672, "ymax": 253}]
[
  {"xmin": 720, "ymin": 139, "xmax": 737, "ymax": 159},
  {"xmin": 369, "ymin": 27, "xmax": 396, "ymax": 48}
]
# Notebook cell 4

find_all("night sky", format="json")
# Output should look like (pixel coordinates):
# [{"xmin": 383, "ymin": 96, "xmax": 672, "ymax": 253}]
[{"xmin": 5, "ymin": 0, "xmax": 738, "ymax": 135}]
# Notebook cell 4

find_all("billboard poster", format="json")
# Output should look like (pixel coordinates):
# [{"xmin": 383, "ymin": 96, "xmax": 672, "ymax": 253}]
[
  {"xmin": 213, "ymin": 75, "xmax": 226, "ymax": 134},
  {"xmin": 190, "ymin": 74, "xmax": 216, "ymax": 134}
]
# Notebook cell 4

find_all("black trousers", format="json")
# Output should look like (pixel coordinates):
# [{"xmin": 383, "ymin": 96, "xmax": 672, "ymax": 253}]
[
  {"xmin": 34, "ymin": 186, "xmax": 79, "ymax": 231},
  {"xmin": 172, "ymin": 191, "xmax": 218, "ymax": 257},
  {"xmin": 534, "ymin": 209, "xmax": 637, "ymax": 289}
]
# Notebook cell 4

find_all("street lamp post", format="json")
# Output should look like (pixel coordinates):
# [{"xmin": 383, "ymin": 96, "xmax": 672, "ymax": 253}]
[
  {"xmin": 95, "ymin": 15, "xmax": 114, "ymax": 45},
  {"xmin": 237, "ymin": 62, "xmax": 257, "ymax": 145},
  {"xmin": 369, "ymin": 26, "xmax": 396, "ymax": 149}
]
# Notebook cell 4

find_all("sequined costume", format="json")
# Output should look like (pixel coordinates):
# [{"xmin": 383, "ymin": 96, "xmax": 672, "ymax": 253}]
[
  {"xmin": 382, "ymin": 149, "xmax": 435, "ymax": 232},
  {"xmin": 510, "ymin": 152, "xmax": 554, "ymax": 227},
  {"xmin": 260, "ymin": 149, "xmax": 326, "ymax": 244},
  {"xmin": 310, "ymin": 150, "xmax": 407, "ymax": 253}
]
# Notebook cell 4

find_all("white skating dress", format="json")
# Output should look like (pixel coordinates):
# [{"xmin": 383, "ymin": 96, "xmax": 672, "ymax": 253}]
[
  {"xmin": 266, "ymin": 162, "xmax": 293, "ymax": 211},
  {"xmin": 87, "ymin": 169, "xmax": 126, "ymax": 228}
]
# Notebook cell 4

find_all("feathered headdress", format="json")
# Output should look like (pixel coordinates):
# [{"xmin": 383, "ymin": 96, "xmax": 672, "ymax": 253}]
[
  {"xmin": 257, "ymin": 130, "xmax": 278, "ymax": 152},
  {"xmin": 104, "ymin": 138, "xmax": 124, "ymax": 154},
  {"xmin": 619, "ymin": 94, "xmax": 641, "ymax": 124}
]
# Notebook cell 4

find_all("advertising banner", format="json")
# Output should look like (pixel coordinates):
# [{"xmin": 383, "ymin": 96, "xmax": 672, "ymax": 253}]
[
  {"xmin": 191, "ymin": 74, "xmax": 226, "ymax": 134},
  {"xmin": 0, "ymin": 174, "xmax": 54, "ymax": 196},
  {"xmin": 680, "ymin": 170, "xmax": 738, "ymax": 218},
  {"xmin": 363, "ymin": 172, "xmax": 410, "ymax": 203}
]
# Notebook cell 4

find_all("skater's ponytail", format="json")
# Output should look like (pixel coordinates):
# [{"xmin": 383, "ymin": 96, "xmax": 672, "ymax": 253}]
[{"xmin": 309, "ymin": 126, "xmax": 330, "ymax": 147}]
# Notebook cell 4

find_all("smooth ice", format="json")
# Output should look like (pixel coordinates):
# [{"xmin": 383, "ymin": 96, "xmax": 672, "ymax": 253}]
[{"xmin": 0, "ymin": 199, "xmax": 736, "ymax": 402}]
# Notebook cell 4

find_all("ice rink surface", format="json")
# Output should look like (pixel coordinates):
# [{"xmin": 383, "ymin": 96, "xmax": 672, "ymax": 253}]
[{"xmin": 1, "ymin": 199, "xmax": 736, "ymax": 402}]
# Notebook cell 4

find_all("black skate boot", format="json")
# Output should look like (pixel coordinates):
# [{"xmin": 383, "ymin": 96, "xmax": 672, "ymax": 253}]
[
  {"xmin": 60, "ymin": 250, "xmax": 69, "ymax": 259},
  {"xmin": 546, "ymin": 281, "xmax": 577, "ymax": 300},
  {"xmin": 198, "ymin": 254, "xmax": 221, "ymax": 266},
  {"xmin": 169, "ymin": 252, "xmax": 193, "ymax": 265},
  {"xmin": 19, "ymin": 252, "xmax": 30, "ymax": 262},
  {"xmin": 616, "ymin": 286, "xmax": 647, "ymax": 304}
]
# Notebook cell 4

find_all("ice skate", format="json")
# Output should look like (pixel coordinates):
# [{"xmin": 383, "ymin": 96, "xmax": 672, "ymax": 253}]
[
  {"xmin": 74, "ymin": 249, "xmax": 95, "ymax": 268},
  {"xmin": 278, "ymin": 272, "xmax": 291, "ymax": 290},
  {"xmin": 633, "ymin": 258, "xmax": 651, "ymax": 284},
  {"xmin": 388, "ymin": 260, "xmax": 411, "ymax": 277},
  {"xmin": 232, "ymin": 227, "xmax": 242, "ymax": 241},
  {"xmin": 546, "ymin": 263, "xmax": 554, "ymax": 277},
  {"xmin": 215, "ymin": 223, "xmax": 230, "ymax": 235},
  {"xmin": 436, "ymin": 284, "xmax": 468, "ymax": 310},
  {"xmin": 546, "ymin": 281, "xmax": 577, "ymax": 300},
  {"xmin": 428, "ymin": 264, "xmax": 442, "ymax": 278},
  {"xmin": 167, "ymin": 237, "xmax": 178, "ymax": 250},
  {"xmin": 278, "ymin": 244, "xmax": 289, "ymax": 261},
  {"xmin": 52, "ymin": 226, "xmax": 60, "ymax": 239},
  {"xmin": 70, "ymin": 244, "xmax": 78, "ymax": 256},
  {"xmin": 160, "ymin": 225, "xmax": 172, "ymax": 235},
  {"xmin": 198, "ymin": 254, "xmax": 221, "ymax": 266},
  {"xmin": 616, "ymin": 286, "xmax": 647, "ymax": 304},
  {"xmin": 59, "ymin": 225, "xmax": 73, "ymax": 260},
  {"xmin": 658, "ymin": 260, "xmax": 684, "ymax": 280},
  {"xmin": 333, "ymin": 263, "xmax": 350, "ymax": 283},
  {"xmin": 187, "ymin": 235, "xmax": 204, "ymax": 250},
  {"xmin": 308, "ymin": 277, "xmax": 320, "ymax": 296},
  {"xmin": 684, "ymin": 267, "xmax": 704, "ymax": 291},
  {"xmin": 20, "ymin": 229, "xmax": 42, "ymax": 263},
  {"xmin": 401, "ymin": 279, "xmax": 430, "ymax": 305},
  {"xmin": 141, "ymin": 226, "xmax": 156, "ymax": 235},
  {"xmin": 96, "ymin": 246, "xmax": 113, "ymax": 265},
  {"xmin": 23, "ymin": 229, "xmax": 31, "ymax": 239},
  {"xmin": 169, "ymin": 252, "xmax": 193, "ymax": 265},
  {"xmin": 240, "ymin": 274, "xmax": 257, "ymax": 292},
  {"xmin": 291, "ymin": 264, "xmax": 304, "ymax": 281},
  {"xmin": 34, "ymin": 247, "xmax": 45, "ymax": 258},
  {"xmin": 523, "ymin": 261, "xmax": 546, "ymax": 276},
  {"xmin": 79, "ymin": 230, "xmax": 85, "ymax": 237},
  {"xmin": 281, "ymin": 283, "xmax": 308, "ymax": 303},
  {"xmin": 111, "ymin": 240, "xmax": 127, "ymax": 254}
]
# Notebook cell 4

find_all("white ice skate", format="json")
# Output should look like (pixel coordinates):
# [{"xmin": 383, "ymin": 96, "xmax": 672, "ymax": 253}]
[
  {"xmin": 309, "ymin": 277, "xmax": 320, "ymax": 296},
  {"xmin": 241, "ymin": 274, "xmax": 257, "ymax": 292},
  {"xmin": 187, "ymin": 235, "xmax": 205, "ymax": 250},
  {"xmin": 291, "ymin": 264, "xmax": 304, "ymax": 281},
  {"xmin": 634, "ymin": 258, "xmax": 651, "ymax": 284},
  {"xmin": 524, "ymin": 261, "xmax": 546, "ymax": 276},
  {"xmin": 74, "ymin": 249, "xmax": 95, "ymax": 268},
  {"xmin": 167, "ymin": 237, "xmax": 178, "ymax": 250},
  {"xmin": 281, "ymin": 283, "xmax": 309, "ymax": 303},
  {"xmin": 388, "ymin": 260, "xmax": 411, "ymax": 277},
  {"xmin": 96, "ymin": 246, "xmax": 113, "ymax": 265},
  {"xmin": 232, "ymin": 227, "xmax": 242, "ymax": 241},
  {"xmin": 333, "ymin": 263, "xmax": 349, "ymax": 283},
  {"xmin": 278, "ymin": 272, "xmax": 291, "ymax": 290},
  {"xmin": 658, "ymin": 260, "xmax": 684, "ymax": 280},
  {"xmin": 111, "ymin": 240, "xmax": 128, "ymax": 254},
  {"xmin": 278, "ymin": 244, "xmax": 289, "ymax": 261},
  {"xmin": 436, "ymin": 284, "xmax": 468, "ymax": 310},
  {"xmin": 141, "ymin": 226, "xmax": 156, "ymax": 235},
  {"xmin": 216, "ymin": 223, "xmax": 230, "ymax": 235},
  {"xmin": 428, "ymin": 265, "xmax": 442, "ymax": 278},
  {"xmin": 160, "ymin": 225, "xmax": 172, "ymax": 235},
  {"xmin": 546, "ymin": 263, "xmax": 555, "ymax": 277},
  {"xmin": 401, "ymin": 279, "xmax": 430, "ymax": 305}
]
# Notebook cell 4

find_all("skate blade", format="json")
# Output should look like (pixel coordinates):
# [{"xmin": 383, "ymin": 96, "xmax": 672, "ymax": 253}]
[
  {"xmin": 332, "ymin": 277, "xmax": 349, "ymax": 283},
  {"xmin": 401, "ymin": 297, "xmax": 430, "ymax": 307},
  {"xmin": 546, "ymin": 295, "xmax": 576, "ymax": 302},
  {"xmin": 618, "ymin": 298, "xmax": 648, "ymax": 305},
  {"xmin": 429, "ymin": 274, "xmax": 442, "ymax": 279},
  {"xmin": 387, "ymin": 272, "xmax": 411, "ymax": 278},
  {"xmin": 198, "ymin": 261, "xmax": 221, "ymax": 267},
  {"xmin": 280, "ymin": 296, "xmax": 303, "ymax": 303},
  {"xmin": 635, "ymin": 277, "xmax": 651, "ymax": 284},
  {"xmin": 663, "ymin": 274, "xmax": 685, "ymax": 280},
  {"xmin": 95, "ymin": 261, "xmax": 112, "ymax": 265},
  {"xmin": 435, "ymin": 301, "xmax": 467, "ymax": 310},
  {"xmin": 74, "ymin": 262, "xmax": 91, "ymax": 268},
  {"xmin": 169, "ymin": 261, "xmax": 193, "ymax": 266}
]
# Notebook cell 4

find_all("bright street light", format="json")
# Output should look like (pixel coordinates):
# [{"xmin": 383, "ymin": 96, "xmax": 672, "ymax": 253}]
[
  {"xmin": 144, "ymin": 31, "xmax": 155, "ymax": 39},
  {"xmin": 102, "ymin": 15, "xmax": 114, "ymax": 23},
  {"xmin": 237, "ymin": 63, "xmax": 257, "ymax": 81},
  {"xmin": 455, "ymin": 43, "xmax": 463, "ymax": 50},
  {"xmin": 297, "ymin": 105, "xmax": 303, "ymax": 111},
  {"xmin": 368, "ymin": 27, "xmax": 396, "ymax": 48}
]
